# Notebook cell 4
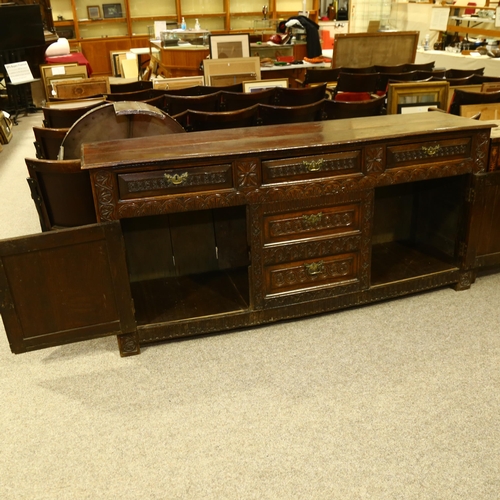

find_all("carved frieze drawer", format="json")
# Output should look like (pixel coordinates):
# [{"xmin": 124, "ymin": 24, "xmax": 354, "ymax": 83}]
[
  {"xmin": 264, "ymin": 252, "xmax": 359, "ymax": 296},
  {"xmin": 261, "ymin": 151, "xmax": 362, "ymax": 184},
  {"xmin": 386, "ymin": 137, "xmax": 471, "ymax": 169},
  {"xmin": 117, "ymin": 164, "xmax": 233, "ymax": 199},
  {"xmin": 263, "ymin": 203, "xmax": 361, "ymax": 245}
]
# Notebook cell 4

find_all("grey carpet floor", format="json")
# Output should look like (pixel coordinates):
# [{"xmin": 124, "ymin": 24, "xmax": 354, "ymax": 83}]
[{"xmin": 0, "ymin": 112, "xmax": 499, "ymax": 500}]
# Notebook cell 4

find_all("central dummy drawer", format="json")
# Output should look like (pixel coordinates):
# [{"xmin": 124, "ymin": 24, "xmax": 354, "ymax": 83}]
[
  {"xmin": 263, "ymin": 203, "xmax": 361, "ymax": 245},
  {"xmin": 117, "ymin": 164, "xmax": 233, "ymax": 199},
  {"xmin": 262, "ymin": 151, "xmax": 362, "ymax": 184}
]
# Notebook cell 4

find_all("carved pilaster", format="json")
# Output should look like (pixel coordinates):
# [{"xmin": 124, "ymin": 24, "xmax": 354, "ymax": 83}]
[
  {"xmin": 473, "ymin": 131, "xmax": 489, "ymax": 173},
  {"xmin": 93, "ymin": 171, "xmax": 116, "ymax": 221}
]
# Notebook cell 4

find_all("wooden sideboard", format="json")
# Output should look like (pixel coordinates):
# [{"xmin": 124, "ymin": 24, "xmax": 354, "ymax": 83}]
[{"xmin": 1, "ymin": 113, "xmax": 498, "ymax": 357}]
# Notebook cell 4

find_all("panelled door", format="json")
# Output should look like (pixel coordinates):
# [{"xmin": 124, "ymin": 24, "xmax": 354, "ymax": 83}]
[{"xmin": 0, "ymin": 221, "xmax": 139, "ymax": 356}]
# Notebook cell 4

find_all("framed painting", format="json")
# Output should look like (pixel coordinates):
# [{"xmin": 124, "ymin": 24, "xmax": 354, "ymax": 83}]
[
  {"xmin": 0, "ymin": 112, "xmax": 13, "ymax": 144},
  {"xmin": 87, "ymin": 6, "xmax": 101, "ymax": 19},
  {"xmin": 209, "ymin": 34, "xmax": 250, "ymax": 59},
  {"xmin": 152, "ymin": 76, "xmax": 204, "ymax": 90},
  {"xmin": 40, "ymin": 63, "xmax": 87, "ymax": 100},
  {"xmin": 387, "ymin": 81, "xmax": 450, "ymax": 115},
  {"xmin": 203, "ymin": 57, "xmax": 261, "ymax": 87},
  {"xmin": 243, "ymin": 79, "xmax": 289, "ymax": 93},
  {"xmin": 102, "ymin": 4, "xmax": 123, "ymax": 19}
]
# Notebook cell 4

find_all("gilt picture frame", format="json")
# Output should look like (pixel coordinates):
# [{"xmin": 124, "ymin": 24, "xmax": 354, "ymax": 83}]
[{"xmin": 387, "ymin": 81, "xmax": 450, "ymax": 115}]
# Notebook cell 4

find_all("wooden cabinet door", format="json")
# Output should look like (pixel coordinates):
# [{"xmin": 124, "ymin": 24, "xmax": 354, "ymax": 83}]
[
  {"xmin": 0, "ymin": 222, "xmax": 139, "ymax": 356},
  {"xmin": 469, "ymin": 171, "xmax": 500, "ymax": 269}
]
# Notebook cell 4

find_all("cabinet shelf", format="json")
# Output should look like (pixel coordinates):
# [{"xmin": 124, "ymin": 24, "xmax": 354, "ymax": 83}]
[{"xmin": 131, "ymin": 269, "xmax": 250, "ymax": 325}]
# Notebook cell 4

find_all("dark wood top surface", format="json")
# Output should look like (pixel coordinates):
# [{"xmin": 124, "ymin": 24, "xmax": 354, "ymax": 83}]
[{"xmin": 81, "ymin": 113, "xmax": 494, "ymax": 171}]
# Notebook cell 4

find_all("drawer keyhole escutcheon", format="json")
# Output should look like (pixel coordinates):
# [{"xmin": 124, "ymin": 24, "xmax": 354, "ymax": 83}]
[
  {"xmin": 164, "ymin": 172, "xmax": 189, "ymax": 186},
  {"xmin": 304, "ymin": 261, "xmax": 325, "ymax": 276},
  {"xmin": 421, "ymin": 144, "xmax": 441, "ymax": 156},
  {"xmin": 302, "ymin": 212, "xmax": 323, "ymax": 227},
  {"xmin": 303, "ymin": 159, "xmax": 324, "ymax": 172}
]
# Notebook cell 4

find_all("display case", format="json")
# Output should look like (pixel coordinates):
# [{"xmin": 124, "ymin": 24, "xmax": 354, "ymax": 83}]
[{"xmin": 49, "ymin": 0, "xmax": 320, "ymax": 75}]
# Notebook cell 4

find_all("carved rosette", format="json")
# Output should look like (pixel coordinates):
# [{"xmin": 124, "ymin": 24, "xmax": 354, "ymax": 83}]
[
  {"xmin": 365, "ymin": 146, "xmax": 385, "ymax": 173},
  {"xmin": 235, "ymin": 159, "xmax": 260, "ymax": 189},
  {"xmin": 93, "ymin": 171, "xmax": 116, "ymax": 221}
]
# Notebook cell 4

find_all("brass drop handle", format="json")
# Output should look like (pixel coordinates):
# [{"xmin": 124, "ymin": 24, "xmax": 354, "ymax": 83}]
[
  {"xmin": 421, "ymin": 144, "xmax": 441, "ymax": 156},
  {"xmin": 304, "ymin": 261, "xmax": 325, "ymax": 276},
  {"xmin": 302, "ymin": 212, "xmax": 323, "ymax": 227},
  {"xmin": 303, "ymin": 159, "xmax": 324, "ymax": 172},
  {"xmin": 164, "ymin": 172, "xmax": 188, "ymax": 186}
]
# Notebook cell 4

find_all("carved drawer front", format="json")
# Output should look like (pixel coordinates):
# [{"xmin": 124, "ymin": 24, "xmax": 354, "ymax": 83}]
[
  {"xmin": 263, "ymin": 203, "xmax": 361, "ymax": 245},
  {"xmin": 117, "ymin": 163, "xmax": 233, "ymax": 199},
  {"xmin": 261, "ymin": 151, "xmax": 362, "ymax": 184},
  {"xmin": 386, "ymin": 137, "xmax": 471, "ymax": 169},
  {"xmin": 264, "ymin": 252, "xmax": 359, "ymax": 296}
]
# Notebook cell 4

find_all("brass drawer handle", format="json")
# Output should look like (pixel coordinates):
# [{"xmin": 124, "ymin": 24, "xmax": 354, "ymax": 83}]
[
  {"xmin": 421, "ymin": 145, "xmax": 441, "ymax": 156},
  {"xmin": 303, "ymin": 159, "xmax": 324, "ymax": 172},
  {"xmin": 304, "ymin": 261, "xmax": 325, "ymax": 276},
  {"xmin": 302, "ymin": 212, "xmax": 323, "ymax": 227},
  {"xmin": 164, "ymin": 172, "xmax": 188, "ymax": 186}
]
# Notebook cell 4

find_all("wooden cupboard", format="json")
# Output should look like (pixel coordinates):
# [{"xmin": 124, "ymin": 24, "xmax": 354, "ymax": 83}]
[{"xmin": 1, "ymin": 113, "xmax": 499, "ymax": 358}]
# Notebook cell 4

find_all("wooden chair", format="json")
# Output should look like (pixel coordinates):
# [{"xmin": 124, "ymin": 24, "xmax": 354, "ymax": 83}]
[
  {"xmin": 446, "ymin": 75, "xmax": 476, "ymax": 87},
  {"xmin": 273, "ymin": 83, "xmax": 327, "ymax": 106},
  {"xmin": 332, "ymin": 72, "xmax": 379, "ymax": 101},
  {"xmin": 405, "ymin": 61, "xmax": 435, "ymax": 72},
  {"xmin": 375, "ymin": 64, "xmax": 409, "ymax": 74},
  {"xmin": 163, "ymin": 92, "xmax": 221, "ymax": 115},
  {"xmin": 339, "ymin": 66, "xmax": 377, "ymax": 74},
  {"xmin": 181, "ymin": 105, "xmax": 260, "ymax": 132},
  {"xmin": 472, "ymin": 75, "xmax": 500, "ymax": 85},
  {"xmin": 142, "ymin": 94, "xmax": 166, "ymax": 109},
  {"xmin": 445, "ymin": 67, "xmax": 485, "ymax": 79},
  {"xmin": 109, "ymin": 80, "xmax": 153, "ymax": 93},
  {"xmin": 417, "ymin": 69, "xmax": 446, "ymax": 80},
  {"xmin": 33, "ymin": 126, "xmax": 69, "ymax": 160},
  {"xmin": 197, "ymin": 83, "xmax": 243, "ymax": 94},
  {"xmin": 42, "ymin": 102, "xmax": 104, "ymax": 128},
  {"xmin": 297, "ymin": 68, "xmax": 342, "ymax": 87},
  {"xmin": 25, "ymin": 158, "xmax": 97, "ymax": 231},
  {"xmin": 257, "ymin": 100, "xmax": 325, "ymax": 126},
  {"xmin": 105, "ymin": 88, "xmax": 159, "ymax": 102},
  {"xmin": 219, "ymin": 88, "xmax": 276, "ymax": 111},
  {"xmin": 376, "ymin": 71, "xmax": 432, "ymax": 94},
  {"xmin": 448, "ymin": 88, "xmax": 500, "ymax": 115},
  {"xmin": 322, "ymin": 95, "xmax": 386, "ymax": 120}
]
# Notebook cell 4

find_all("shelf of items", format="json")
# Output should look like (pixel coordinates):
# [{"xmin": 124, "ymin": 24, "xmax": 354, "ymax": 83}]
[
  {"xmin": 447, "ymin": 5, "xmax": 499, "ymax": 40},
  {"xmin": 49, "ymin": 0, "xmax": 320, "ymax": 75}
]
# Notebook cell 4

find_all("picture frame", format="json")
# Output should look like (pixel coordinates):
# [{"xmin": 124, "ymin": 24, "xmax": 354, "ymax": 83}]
[
  {"xmin": 102, "ymin": 3, "xmax": 123, "ymax": 19},
  {"xmin": 0, "ymin": 112, "xmax": 13, "ymax": 144},
  {"xmin": 242, "ymin": 79, "xmax": 289, "ymax": 93},
  {"xmin": 87, "ymin": 6, "xmax": 101, "ymax": 20},
  {"xmin": 203, "ymin": 57, "xmax": 261, "ymax": 87},
  {"xmin": 209, "ymin": 34, "xmax": 251, "ymax": 59},
  {"xmin": 387, "ymin": 81, "xmax": 450, "ymax": 115},
  {"xmin": 109, "ymin": 51, "xmax": 129, "ymax": 77},
  {"xmin": 152, "ymin": 75, "xmax": 205, "ymax": 91},
  {"xmin": 40, "ymin": 63, "xmax": 88, "ymax": 101}
]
